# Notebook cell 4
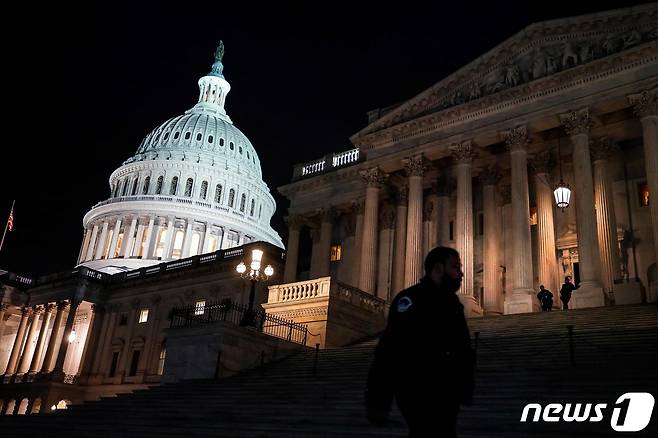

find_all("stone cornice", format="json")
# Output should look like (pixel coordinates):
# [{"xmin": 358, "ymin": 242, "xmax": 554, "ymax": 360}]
[
  {"xmin": 352, "ymin": 42, "xmax": 657, "ymax": 150},
  {"xmin": 352, "ymin": 7, "xmax": 657, "ymax": 143}
]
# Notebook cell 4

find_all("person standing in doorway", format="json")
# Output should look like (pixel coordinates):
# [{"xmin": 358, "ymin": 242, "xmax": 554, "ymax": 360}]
[{"xmin": 559, "ymin": 276, "xmax": 577, "ymax": 310}]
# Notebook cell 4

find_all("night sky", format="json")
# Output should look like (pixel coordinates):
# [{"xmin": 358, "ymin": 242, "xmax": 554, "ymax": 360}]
[{"xmin": 0, "ymin": 2, "xmax": 645, "ymax": 276}]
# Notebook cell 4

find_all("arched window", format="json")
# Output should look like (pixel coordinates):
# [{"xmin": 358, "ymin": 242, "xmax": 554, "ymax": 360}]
[
  {"xmin": 214, "ymin": 184, "xmax": 222, "ymax": 203},
  {"xmin": 157, "ymin": 341, "xmax": 167, "ymax": 376},
  {"xmin": 229, "ymin": 142, "xmax": 234, "ymax": 150},
  {"xmin": 259, "ymin": 205, "xmax": 262, "ymax": 219},
  {"xmin": 170, "ymin": 176, "xmax": 178, "ymax": 195},
  {"xmin": 228, "ymin": 189, "xmax": 235, "ymax": 207},
  {"xmin": 174, "ymin": 132, "xmax": 180, "ymax": 139},
  {"xmin": 184, "ymin": 132, "xmax": 191, "ymax": 140},
  {"xmin": 250, "ymin": 199, "xmax": 255, "ymax": 216},
  {"xmin": 219, "ymin": 138, "xmax": 224, "ymax": 146},
  {"xmin": 199, "ymin": 181, "xmax": 208, "ymax": 200},
  {"xmin": 164, "ymin": 132, "xmax": 170, "ymax": 140},
  {"xmin": 240, "ymin": 194, "xmax": 246, "ymax": 212},
  {"xmin": 121, "ymin": 179, "xmax": 129, "ymax": 196},
  {"xmin": 184, "ymin": 178, "xmax": 193, "ymax": 197},
  {"xmin": 208, "ymin": 135, "xmax": 213, "ymax": 143},
  {"xmin": 155, "ymin": 176, "xmax": 164, "ymax": 194},
  {"xmin": 142, "ymin": 176, "xmax": 150, "ymax": 195},
  {"xmin": 131, "ymin": 178, "xmax": 139, "ymax": 196},
  {"xmin": 196, "ymin": 133, "xmax": 202, "ymax": 141}
]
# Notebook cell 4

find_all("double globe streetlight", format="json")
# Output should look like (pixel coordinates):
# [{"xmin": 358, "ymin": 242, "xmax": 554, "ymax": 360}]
[{"xmin": 236, "ymin": 249, "xmax": 274, "ymax": 326}]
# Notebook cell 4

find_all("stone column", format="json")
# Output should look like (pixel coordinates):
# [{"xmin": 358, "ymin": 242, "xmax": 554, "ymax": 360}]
[
  {"xmin": 560, "ymin": 109, "xmax": 605, "ymax": 307},
  {"xmin": 77, "ymin": 304, "xmax": 106, "ymax": 383},
  {"xmin": 530, "ymin": 151, "xmax": 560, "ymax": 300},
  {"xmin": 503, "ymin": 126, "xmax": 537, "ymax": 313},
  {"xmin": 352, "ymin": 201, "xmax": 365, "ymax": 287},
  {"xmin": 107, "ymin": 218, "xmax": 122, "ymax": 259},
  {"xmin": 309, "ymin": 227, "xmax": 321, "ymax": 278},
  {"xmin": 78, "ymin": 229, "xmax": 92, "ymax": 264},
  {"xmin": 0, "ymin": 304, "xmax": 8, "ymax": 338},
  {"xmin": 116, "ymin": 300, "xmax": 139, "ymax": 382},
  {"xmin": 591, "ymin": 137, "xmax": 622, "ymax": 297},
  {"xmin": 142, "ymin": 216, "xmax": 156, "ymax": 258},
  {"xmin": 17, "ymin": 306, "xmax": 43, "ymax": 374},
  {"xmin": 450, "ymin": 141, "xmax": 479, "ymax": 315},
  {"xmin": 120, "ymin": 217, "xmax": 138, "ymax": 258},
  {"xmin": 163, "ymin": 217, "xmax": 176, "ymax": 259},
  {"xmin": 422, "ymin": 198, "xmax": 433, "ymax": 256},
  {"xmin": 181, "ymin": 219, "xmax": 195, "ymax": 258},
  {"xmin": 133, "ymin": 219, "xmax": 146, "ymax": 257},
  {"xmin": 40, "ymin": 301, "xmax": 68, "ymax": 373},
  {"xmin": 436, "ymin": 177, "xmax": 451, "ymax": 247},
  {"xmin": 4, "ymin": 307, "xmax": 31, "ymax": 375},
  {"xmin": 392, "ymin": 185, "xmax": 408, "ymax": 295},
  {"xmin": 359, "ymin": 167, "xmax": 387, "ymax": 294},
  {"xmin": 427, "ymin": 185, "xmax": 439, "ymax": 250},
  {"xmin": 283, "ymin": 215, "xmax": 303, "ymax": 283},
  {"xmin": 85, "ymin": 224, "xmax": 99, "ymax": 261},
  {"xmin": 628, "ymin": 89, "xmax": 658, "ymax": 265},
  {"xmin": 377, "ymin": 204, "xmax": 396, "ymax": 301},
  {"xmin": 90, "ymin": 305, "xmax": 117, "ymax": 383},
  {"xmin": 403, "ymin": 155, "xmax": 427, "ymax": 288},
  {"xmin": 94, "ymin": 222, "xmax": 110, "ymax": 260},
  {"xmin": 500, "ymin": 186, "xmax": 514, "ymax": 297},
  {"xmin": 318, "ymin": 208, "xmax": 336, "ymax": 278},
  {"xmin": 481, "ymin": 168, "xmax": 503, "ymax": 315},
  {"xmin": 29, "ymin": 303, "xmax": 55, "ymax": 374},
  {"xmin": 50, "ymin": 300, "xmax": 80, "ymax": 380}
]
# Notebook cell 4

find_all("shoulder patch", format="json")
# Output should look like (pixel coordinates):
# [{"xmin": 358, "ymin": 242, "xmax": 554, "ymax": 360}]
[{"xmin": 396, "ymin": 296, "xmax": 413, "ymax": 313}]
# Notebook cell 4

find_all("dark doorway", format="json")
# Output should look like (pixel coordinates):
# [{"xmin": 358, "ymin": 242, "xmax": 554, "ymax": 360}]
[
  {"xmin": 129, "ymin": 350, "xmax": 140, "ymax": 377},
  {"xmin": 573, "ymin": 262, "xmax": 581, "ymax": 286}
]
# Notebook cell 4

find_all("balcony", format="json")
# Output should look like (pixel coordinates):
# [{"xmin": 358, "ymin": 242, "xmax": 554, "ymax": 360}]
[{"xmin": 292, "ymin": 148, "xmax": 361, "ymax": 181}]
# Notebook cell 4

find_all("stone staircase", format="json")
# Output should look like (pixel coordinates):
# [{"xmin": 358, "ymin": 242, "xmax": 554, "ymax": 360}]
[{"xmin": 2, "ymin": 304, "xmax": 657, "ymax": 437}]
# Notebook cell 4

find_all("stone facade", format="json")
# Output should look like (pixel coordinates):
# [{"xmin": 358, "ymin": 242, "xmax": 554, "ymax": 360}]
[{"xmin": 279, "ymin": 5, "xmax": 658, "ymax": 317}]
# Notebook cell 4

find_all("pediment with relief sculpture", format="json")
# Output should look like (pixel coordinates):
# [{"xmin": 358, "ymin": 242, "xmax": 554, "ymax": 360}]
[{"xmin": 350, "ymin": 5, "xmax": 658, "ymax": 150}]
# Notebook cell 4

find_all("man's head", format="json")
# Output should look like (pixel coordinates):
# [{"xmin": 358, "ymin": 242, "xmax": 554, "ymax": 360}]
[
  {"xmin": 424, "ymin": 247, "xmax": 463, "ymax": 293},
  {"xmin": 565, "ymin": 276, "xmax": 572, "ymax": 283},
  {"xmin": 540, "ymin": 285, "xmax": 545, "ymax": 290}
]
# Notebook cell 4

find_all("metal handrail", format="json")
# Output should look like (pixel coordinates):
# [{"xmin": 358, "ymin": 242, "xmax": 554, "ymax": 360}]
[{"xmin": 170, "ymin": 301, "xmax": 309, "ymax": 346}]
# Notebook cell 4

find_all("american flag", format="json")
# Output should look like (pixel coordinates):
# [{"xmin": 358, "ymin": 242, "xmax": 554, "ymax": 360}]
[{"xmin": 7, "ymin": 205, "xmax": 13, "ymax": 231}]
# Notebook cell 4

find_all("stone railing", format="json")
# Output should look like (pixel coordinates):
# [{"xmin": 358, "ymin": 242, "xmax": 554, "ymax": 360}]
[
  {"xmin": 267, "ymin": 277, "xmax": 332, "ymax": 303},
  {"xmin": 267, "ymin": 276, "xmax": 386, "ymax": 315},
  {"xmin": 292, "ymin": 147, "xmax": 361, "ymax": 180}
]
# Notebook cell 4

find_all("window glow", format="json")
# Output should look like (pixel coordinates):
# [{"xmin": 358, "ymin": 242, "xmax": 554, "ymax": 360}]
[{"xmin": 138, "ymin": 309, "xmax": 149, "ymax": 323}]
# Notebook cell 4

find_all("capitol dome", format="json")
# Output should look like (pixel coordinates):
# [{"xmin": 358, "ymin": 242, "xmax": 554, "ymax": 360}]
[{"xmin": 78, "ymin": 42, "xmax": 284, "ymax": 273}]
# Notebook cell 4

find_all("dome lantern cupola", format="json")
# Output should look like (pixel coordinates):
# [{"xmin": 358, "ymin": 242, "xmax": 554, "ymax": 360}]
[{"xmin": 191, "ymin": 41, "xmax": 232, "ymax": 123}]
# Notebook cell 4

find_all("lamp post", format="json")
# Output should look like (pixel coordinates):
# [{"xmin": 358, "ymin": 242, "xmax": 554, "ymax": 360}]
[{"xmin": 236, "ymin": 248, "xmax": 274, "ymax": 327}]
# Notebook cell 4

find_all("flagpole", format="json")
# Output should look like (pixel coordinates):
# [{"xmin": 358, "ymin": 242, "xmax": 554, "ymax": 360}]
[{"xmin": 0, "ymin": 199, "xmax": 15, "ymax": 253}]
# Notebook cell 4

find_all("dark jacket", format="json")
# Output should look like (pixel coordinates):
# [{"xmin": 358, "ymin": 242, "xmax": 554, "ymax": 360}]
[
  {"xmin": 560, "ymin": 282, "xmax": 576, "ymax": 302},
  {"xmin": 366, "ymin": 277, "xmax": 475, "ymax": 416},
  {"xmin": 537, "ymin": 289, "xmax": 554, "ymax": 303}
]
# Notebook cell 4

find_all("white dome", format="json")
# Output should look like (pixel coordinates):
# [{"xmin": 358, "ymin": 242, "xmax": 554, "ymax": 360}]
[{"xmin": 78, "ymin": 42, "xmax": 284, "ymax": 271}]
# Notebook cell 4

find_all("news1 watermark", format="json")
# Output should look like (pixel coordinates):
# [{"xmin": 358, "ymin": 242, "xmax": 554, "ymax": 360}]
[{"xmin": 521, "ymin": 393, "xmax": 655, "ymax": 432}]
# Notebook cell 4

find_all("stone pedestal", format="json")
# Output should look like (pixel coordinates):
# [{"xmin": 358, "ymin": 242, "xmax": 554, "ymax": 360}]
[
  {"xmin": 571, "ymin": 284, "xmax": 606, "ymax": 309},
  {"xmin": 613, "ymin": 281, "xmax": 646, "ymax": 305}
]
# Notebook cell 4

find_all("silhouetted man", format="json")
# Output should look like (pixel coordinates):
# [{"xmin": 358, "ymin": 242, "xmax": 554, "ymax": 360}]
[
  {"xmin": 366, "ymin": 247, "xmax": 474, "ymax": 437},
  {"xmin": 559, "ymin": 276, "xmax": 577, "ymax": 310},
  {"xmin": 537, "ymin": 285, "xmax": 554, "ymax": 311}
]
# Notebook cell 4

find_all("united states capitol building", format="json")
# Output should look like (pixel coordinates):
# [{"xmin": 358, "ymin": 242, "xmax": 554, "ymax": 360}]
[{"xmin": 0, "ymin": 4, "xmax": 657, "ymax": 417}]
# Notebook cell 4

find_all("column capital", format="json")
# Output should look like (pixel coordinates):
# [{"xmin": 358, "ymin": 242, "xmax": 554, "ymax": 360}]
[
  {"xmin": 360, "ymin": 166, "xmax": 388, "ymax": 188},
  {"xmin": 351, "ymin": 199, "xmax": 365, "ymax": 215},
  {"xmin": 479, "ymin": 166, "xmax": 502, "ymax": 186},
  {"xmin": 393, "ymin": 183, "xmax": 409, "ymax": 205},
  {"xmin": 402, "ymin": 154, "xmax": 429, "ymax": 176},
  {"xmin": 22, "ymin": 306, "xmax": 33, "ymax": 317},
  {"xmin": 46, "ymin": 303, "xmax": 57, "ymax": 314},
  {"xmin": 590, "ymin": 136, "xmax": 619, "ymax": 162},
  {"xmin": 502, "ymin": 126, "xmax": 530, "ymax": 152},
  {"xmin": 0, "ymin": 303, "xmax": 8, "ymax": 312},
  {"xmin": 379, "ymin": 204, "xmax": 396, "ymax": 229},
  {"xmin": 529, "ymin": 150, "xmax": 555, "ymax": 175},
  {"xmin": 559, "ymin": 108, "xmax": 592, "ymax": 136},
  {"xmin": 627, "ymin": 88, "xmax": 658, "ymax": 119},
  {"xmin": 91, "ymin": 303, "xmax": 106, "ymax": 314},
  {"xmin": 284, "ymin": 214, "xmax": 305, "ymax": 230},
  {"xmin": 57, "ymin": 300, "xmax": 70, "ymax": 311},
  {"xmin": 320, "ymin": 207, "xmax": 338, "ymax": 223},
  {"xmin": 32, "ymin": 305, "xmax": 45, "ymax": 315},
  {"xmin": 449, "ymin": 141, "xmax": 476, "ymax": 162}
]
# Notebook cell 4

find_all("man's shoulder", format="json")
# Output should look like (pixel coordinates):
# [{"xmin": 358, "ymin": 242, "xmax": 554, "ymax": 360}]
[{"xmin": 389, "ymin": 284, "xmax": 424, "ymax": 316}]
